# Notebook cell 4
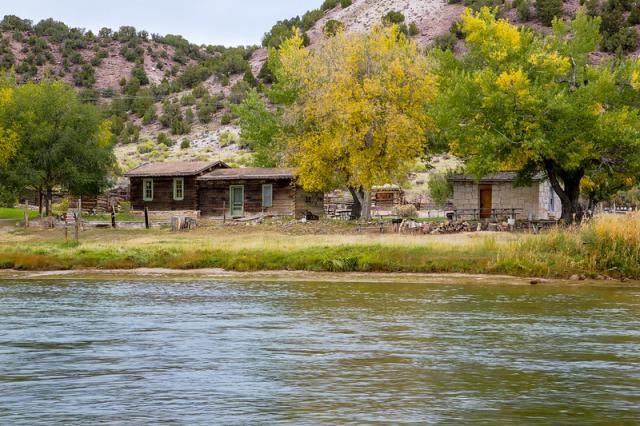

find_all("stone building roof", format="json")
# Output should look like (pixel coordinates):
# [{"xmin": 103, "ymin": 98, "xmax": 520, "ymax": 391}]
[
  {"xmin": 124, "ymin": 161, "xmax": 228, "ymax": 177},
  {"xmin": 448, "ymin": 171, "xmax": 546, "ymax": 183},
  {"xmin": 198, "ymin": 168, "xmax": 295, "ymax": 181}
]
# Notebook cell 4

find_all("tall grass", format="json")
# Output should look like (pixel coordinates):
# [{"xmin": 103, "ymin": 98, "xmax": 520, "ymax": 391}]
[{"xmin": 0, "ymin": 214, "xmax": 637, "ymax": 278}]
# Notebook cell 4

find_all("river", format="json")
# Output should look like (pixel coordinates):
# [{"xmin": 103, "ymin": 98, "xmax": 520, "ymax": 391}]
[{"xmin": 1, "ymin": 278, "xmax": 639, "ymax": 424}]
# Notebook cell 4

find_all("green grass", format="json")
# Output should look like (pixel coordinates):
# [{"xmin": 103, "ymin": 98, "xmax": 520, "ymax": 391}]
[
  {"xmin": 0, "ymin": 213, "xmax": 638, "ymax": 279},
  {"xmin": 0, "ymin": 208, "xmax": 39, "ymax": 220},
  {"xmin": 84, "ymin": 213, "xmax": 144, "ymax": 222}
]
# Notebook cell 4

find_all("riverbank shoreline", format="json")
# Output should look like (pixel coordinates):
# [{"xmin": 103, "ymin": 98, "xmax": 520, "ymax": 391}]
[{"xmin": 1, "ymin": 268, "xmax": 637, "ymax": 286}]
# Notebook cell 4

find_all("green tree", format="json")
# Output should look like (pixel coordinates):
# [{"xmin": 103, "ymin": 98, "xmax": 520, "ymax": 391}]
[
  {"xmin": 535, "ymin": 0, "xmax": 564, "ymax": 26},
  {"xmin": 432, "ymin": 8, "xmax": 640, "ymax": 221},
  {"xmin": 231, "ymin": 89, "xmax": 282, "ymax": 167},
  {"xmin": 0, "ymin": 80, "xmax": 115, "ymax": 214}
]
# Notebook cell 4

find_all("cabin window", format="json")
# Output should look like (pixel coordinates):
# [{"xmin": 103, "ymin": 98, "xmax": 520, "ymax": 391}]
[
  {"xmin": 173, "ymin": 178, "xmax": 184, "ymax": 201},
  {"xmin": 143, "ymin": 179, "xmax": 153, "ymax": 201},
  {"xmin": 262, "ymin": 184, "xmax": 273, "ymax": 208}
]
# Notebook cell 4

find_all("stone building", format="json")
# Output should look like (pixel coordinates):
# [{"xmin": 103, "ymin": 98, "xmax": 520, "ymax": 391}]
[{"xmin": 448, "ymin": 172, "xmax": 562, "ymax": 220}]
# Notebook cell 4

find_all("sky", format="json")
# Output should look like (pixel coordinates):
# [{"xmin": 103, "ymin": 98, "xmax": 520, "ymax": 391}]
[{"xmin": 0, "ymin": 0, "xmax": 321, "ymax": 46}]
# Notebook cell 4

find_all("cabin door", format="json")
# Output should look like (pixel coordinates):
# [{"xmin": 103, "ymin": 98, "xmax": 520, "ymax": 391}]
[
  {"xmin": 229, "ymin": 185, "xmax": 244, "ymax": 217},
  {"xmin": 479, "ymin": 185, "xmax": 492, "ymax": 219}
]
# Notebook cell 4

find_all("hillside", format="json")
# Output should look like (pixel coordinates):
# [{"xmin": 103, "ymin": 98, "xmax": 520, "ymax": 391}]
[{"xmin": 1, "ymin": 0, "xmax": 639, "ymax": 172}]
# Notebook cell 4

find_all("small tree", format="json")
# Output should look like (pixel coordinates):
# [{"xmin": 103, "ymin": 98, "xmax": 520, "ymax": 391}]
[{"xmin": 535, "ymin": 0, "xmax": 564, "ymax": 26}]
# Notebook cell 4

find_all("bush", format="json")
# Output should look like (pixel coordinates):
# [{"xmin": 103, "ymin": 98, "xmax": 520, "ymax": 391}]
[
  {"xmin": 324, "ymin": 19, "xmax": 345, "ymax": 37},
  {"xmin": 341, "ymin": 0, "xmax": 352, "ymax": 7},
  {"xmin": 393, "ymin": 204, "xmax": 418, "ymax": 219},
  {"xmin": 72, "ymin": 63, "xmax": 95, "ymax": 88},
  {"xmin": 157, "ymin": 132, "xmax": 173, "ymax": 147},
  {"xmin": 434, "ymin": 32, "xmax": 458, "ymax": 51},
  {"xmin": 516, "ymin": 0, "xmax": 532, "ymax": 21},
  {"xmin": 219, "ymin": 131, "xmax": 238, "ymax": 147},
  {"xmin": 220, "ymin": 112, "xmax": 234, "ymax": 125},
  {"xmin": 602, "ymin": 27, "xmax": 640, "ymax": 53},
  {"xmin": 137, "ymin": 140, "xmax": 155, "ymax": 154},
  {"xmin": 180, "ymin": 139, "xmax": 190, "ymax": 149},
  {"xmin": 408, "ymin": 22, "xmax": 419, "ymax": 36},
  {"xmin": 229, "ymin": 80, "xmax": 252, "ymax": 104},
  {"xmin": 535, "ymin": 0, "xmax": 564, "ymax": 26},
  {"xmin": 629, "ymin": 8, "xmax": 640, "ymax": 25},
  {"xmin": 428, "ymin": 173, "xmax": 453, "ymax": 207},
  {"xmin": 383, "ymin": 11, "xmax": 406, "ymax": 25},
  {"xmin": 321, "ymin": 0, "xmax": 339, "ymax": 11}
]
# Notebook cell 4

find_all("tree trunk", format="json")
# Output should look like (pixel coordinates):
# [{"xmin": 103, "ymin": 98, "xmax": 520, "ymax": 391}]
[
  {"xmin": 545, "ymin": 162, "xmax": 584, "ymax": 224},
  {"xmin": 38, "ymin": 188, "xmax": 43, "ymax": 215},
  {"xmin": 45, "ymin": 187, "xmax": 52, "ymax": 218},
  {"xmin": 348, "ymin": 187, "xmax": 372, "ymax": 220}
]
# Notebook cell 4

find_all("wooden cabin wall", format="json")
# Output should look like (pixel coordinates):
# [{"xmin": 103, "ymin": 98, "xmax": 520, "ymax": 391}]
[
  {"xmin": 130, "ymin": 176, "xmax": 199, "ymax": 211},
  {"xmin": 199, "ymin": 179, "xmax": 295, "ymax": 217}
]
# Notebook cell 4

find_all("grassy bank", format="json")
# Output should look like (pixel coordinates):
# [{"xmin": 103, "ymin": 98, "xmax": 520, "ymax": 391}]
[{"xmin": 0, "ymin": 214, "xmax": 638, "ymax": 279}]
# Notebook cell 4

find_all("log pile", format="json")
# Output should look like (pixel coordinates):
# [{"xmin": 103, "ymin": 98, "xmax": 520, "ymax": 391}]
[{"xmin": 416, "ymin": 220, "xmax": 474, "ymax": 234}]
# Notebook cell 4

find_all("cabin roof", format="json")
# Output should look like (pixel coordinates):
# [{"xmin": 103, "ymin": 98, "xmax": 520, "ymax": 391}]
[
  {"xmin": 198, "ymin": 167, "xmax": 295, "ymax": 181},
  {"xmin": 448, "ymin": 171, "xmax": 545, "ymax": 183},
  {"xmin": 124, "ymin": 161, "xmax": 228, "ymax": 177}
]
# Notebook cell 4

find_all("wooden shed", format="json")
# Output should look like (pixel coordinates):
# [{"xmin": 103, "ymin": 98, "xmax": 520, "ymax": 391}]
[
  {"xmin": 197, "ymin": 168, "xmax": 324, "ymax": 219},
  {"xmin": 124, "ymin": 160, "xmax": 228, "ymax": 212}
]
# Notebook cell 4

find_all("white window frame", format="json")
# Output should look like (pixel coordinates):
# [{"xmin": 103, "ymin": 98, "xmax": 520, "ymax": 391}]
[
  {"xmin": 262, "ymin": 184, "xmax": 273, "ymax": 208},
  {"xmin": 143, "ymin": 178, "xmax": 154, "ymax": 201},
  {"xmin": 173, "ymin": 177, "xmax": 184, "ymax": 201}
]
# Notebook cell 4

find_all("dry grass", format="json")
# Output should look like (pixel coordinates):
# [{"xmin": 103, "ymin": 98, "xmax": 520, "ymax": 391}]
[{"xmin": 0, "ymin": 214, "xmax": 637, "ymax": 278}]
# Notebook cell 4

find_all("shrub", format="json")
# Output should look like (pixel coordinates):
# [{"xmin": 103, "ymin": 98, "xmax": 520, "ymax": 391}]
[
  {"xmin": 180, "ymin": 139, "xmax": 190, "ymax": 149},
  {"xmin": 131, "ymin": 64, "xmax": 149, "ymax": 85},
  {"xmin": 324, "ymin": 19, "xmax": 345, "ymax": 37},
  {"xmin": 535, "ymin": 0, "xmax": 564, "ymax": 26},
  {"xmin": 321, "ymin": 0, "xmax": 339, "ymax": 11},
  {"xmin": 408, "ymin": 22, "xmax": 419, "ymax": 36},
  {"xmin": 192, "ymin": 84, "xmax": 208, "ymax": 98},
  {"xmin": 516, "ymin": 0, "xmax": 532, "ymax": 21},
  {"xmin": 137, "ymin": 140, "xmax": 155, "ymax": 153},
  {"xmin": 393, "ymin": 204, "xmax": 418, "ymax": 219},
  {"xmin": 221, "ymin": 112, "xmax": 234, "ymax": 125},
  {"xmin": 157, "ymin": 132, "xmax": 173, "ymax": 147},
  {"xmin": 219, "ymin": 131, "xmax": 238, "ymax": 147},
  {"xmin": 180, "ymin": 93, "xmax": 195, "ymax": 106},
  {"xmin": 602, "ymin": 27, "xmax": 640, "ymax": 53},
  {"xmin": 428, "ymin": 173, "xmax": 453, "ymax": 207},
  {"xmin": 72, "ymin": 63, "xmax": 95, "ymax": 88},
  {"xmin": 629, "ymin": 8, "xmax": 640, "ymax": 25},
  {"xmin": 434, "ymin": 32, "xmax": 458, "ymax": 51},
  {"xmin": 229, "ymin": 80, "xmax": 252, "ymax": 104},
  {"xmin": 341, "ymin": 0, "xmax": 353, "ymax": 7},
  {"xmin": 382, "ymin": 11, "xmax": 406, "ymax": 25}
]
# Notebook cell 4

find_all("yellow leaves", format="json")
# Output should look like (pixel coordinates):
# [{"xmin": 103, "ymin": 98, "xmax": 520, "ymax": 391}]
[
  {"xmin": 0, "ymin": 86, "xmax": 18, "ymax": 169},
  {"xmin": 528, "ymin": 52, "xmax": 571, "ymax": 76},
  {"xmin": 591, "ymin": 102, "xmax": 604, "ymax": 116},
  {"xmin": 632, "ymin": 70, "xmax": 640, "ymax": 90},
  {"xmin": 461, "ymin": 7, "xmax": 522, "ymax": 62},
  {"xmin": 495, "ymin": 69, "xmax": 530, "ymax": 97},
  {"xmin": 279, "ymin": 25, "xmax": 436, "ymax": 191},
  {"xmin": 97, "ymin": 120, "xmax": 113, "ymax": 148}
]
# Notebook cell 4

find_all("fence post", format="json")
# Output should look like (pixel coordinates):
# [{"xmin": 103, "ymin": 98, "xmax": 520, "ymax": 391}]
[
  {"xmin": 144, "ymin": 207, "xmax": 150, "ymax": 229},
  {"xmin": 222, "ymin": 201, "xmax": 226, "ymax": 224},
  {"xmin": 23, "ymin": 200, "xmax": 29, "ymax": 228},
  {"xmin": 111, "ymin": 205, "xmax": 116, "ymax": 229}
]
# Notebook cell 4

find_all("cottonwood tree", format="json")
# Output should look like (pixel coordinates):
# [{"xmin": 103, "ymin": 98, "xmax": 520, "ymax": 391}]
[
  {"xmin": 0, "ymin": 75, "xmax": 18, "ymax": 170},
  {"xmin": 432, "ymin": 8, "xmax": 640, "ymax": 222},
  {"xmin": 276, "ymin": 27, "xmax": 436, "ymax": 219},
  {"xmin": 0, "ymin": 80, "xmax": 115, "ymax": 214}
]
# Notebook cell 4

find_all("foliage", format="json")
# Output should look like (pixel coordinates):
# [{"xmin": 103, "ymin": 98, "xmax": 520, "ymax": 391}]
[
  {"xmin": 276, "ymin": 28, "xmax": 435, "ymax": 218},
  {"xmin": 535, "ymin": 0, "xmax": 564, "ymax": 26},
  {"xmin": 432, "ymin": 8, "xmax": 640, "ymax": 221},
  {"xmin": 0, "ymin": 80, "xmax": 115, "ymax": 213},
  {"xmin": 232, "ymin": 89, "xmax": 282, "ymax": 167},
  {"xmin": 428, "ymin": 173, "xmax": 453, "ymax": 207},
  {"xmin": 383, "ymin": 11, "xmax": 406, "ymax": 25},
  {"xmin": 324, "ymin": 20, "xmax": 345, "ymax": 37},
  {"xmin": 393, "ymin": 204, "xmax": 418, "ymax": 218}
]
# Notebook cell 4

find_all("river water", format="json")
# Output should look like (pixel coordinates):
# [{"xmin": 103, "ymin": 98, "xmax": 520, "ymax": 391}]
[{"xmin": 1, "ymin": 279, "xmax": 639, "ymax": 425}]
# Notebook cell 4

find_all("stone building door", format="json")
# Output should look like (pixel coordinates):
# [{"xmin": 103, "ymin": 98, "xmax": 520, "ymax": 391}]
[{"xmin": 479, "ymin": 185, "xmax": 492, "ymax": 219}]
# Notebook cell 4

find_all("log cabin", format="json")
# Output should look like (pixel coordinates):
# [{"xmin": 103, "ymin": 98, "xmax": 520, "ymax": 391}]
[
  {"xmin": 124, "ymin": 162, "xmax": 324, "ymax": 219},
  {"xmin": 197, "ymin": 168, "xmax": 324, "ymax": 219},
  {"xmin": 124, "ymin": 160, "xmax": 228, "ymax": 212}
]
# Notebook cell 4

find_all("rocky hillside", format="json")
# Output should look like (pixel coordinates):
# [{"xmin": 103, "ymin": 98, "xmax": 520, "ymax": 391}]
[{"xmin": 1, "ymin": 0, "xmax": 638, "ymax": 172}]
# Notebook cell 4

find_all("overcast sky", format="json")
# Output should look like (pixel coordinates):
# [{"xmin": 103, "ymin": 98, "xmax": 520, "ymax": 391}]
[{"xmin": 1, "ymin": 0, "xmax": 321, "ymax": 46}]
